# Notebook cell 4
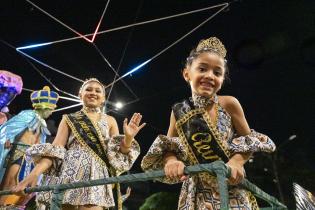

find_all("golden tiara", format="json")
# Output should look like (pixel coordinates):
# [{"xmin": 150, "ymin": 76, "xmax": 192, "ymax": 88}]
[{"xmin": 196, "ymin": 37, "xmax": 227, "ymax": 58}]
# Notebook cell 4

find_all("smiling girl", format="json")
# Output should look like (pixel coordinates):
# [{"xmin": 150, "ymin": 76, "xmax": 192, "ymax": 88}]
[
  {"xmin": 13, "ymin": 78, "xmax": 145, "ymax": 210},
  {"xmin": 141, "ymin": 37, "xmax": 276, "ymax": 210}
]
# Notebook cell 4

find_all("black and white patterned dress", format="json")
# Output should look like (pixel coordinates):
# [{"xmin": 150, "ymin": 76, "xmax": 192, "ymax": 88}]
[{"xmin": 27, "ymin": 114, "xmax": 140, "ymax": 208}]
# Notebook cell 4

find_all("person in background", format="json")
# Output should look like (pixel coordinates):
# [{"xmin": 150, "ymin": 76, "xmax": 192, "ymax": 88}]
[
  {"xmin": 13, "ymin": 78, "xmax": 145, "ymax": 210},
  {"xmin": 0, "ymin": 86, "xmax": 59, "ymax": 209}
]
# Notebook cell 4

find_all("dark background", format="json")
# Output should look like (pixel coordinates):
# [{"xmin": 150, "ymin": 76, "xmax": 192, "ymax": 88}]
[{"xmin": 1, "ymin": 0, "xmax": 314, "ymax": 209}]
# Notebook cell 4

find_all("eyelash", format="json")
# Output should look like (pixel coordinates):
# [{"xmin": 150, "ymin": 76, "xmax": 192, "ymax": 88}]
[
  {"xmin": 214, "ymin": 70, "xmax": 222, "ymax": 76},
  {"xmin": 198, "ymin": 67, "xmax": 222, "ymax": 75}
]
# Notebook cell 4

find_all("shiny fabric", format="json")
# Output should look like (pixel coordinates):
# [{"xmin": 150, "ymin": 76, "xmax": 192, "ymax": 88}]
[{"xmin": 0, "ymin": 110, "xmax": 50, "ymax": 181}]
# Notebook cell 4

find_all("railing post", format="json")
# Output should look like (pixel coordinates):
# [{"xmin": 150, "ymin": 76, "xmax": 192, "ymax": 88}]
[
  {"xmin": 216, "ymin": 173, "xmax": 229, "ymax": 210},
  {"xmin": 50, "ymin": 188, "xmax": 65, "ymax": 210},
  {"xmin": 212, "ymin": 161, "xmax": 231, "ymax": 210}
]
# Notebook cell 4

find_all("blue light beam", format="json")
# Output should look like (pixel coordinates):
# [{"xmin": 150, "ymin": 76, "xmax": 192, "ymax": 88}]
[
  {"xmin": 16, "ymin": 42, "xmax": 52, "ymax": 50},
  {"xmin": 105, "ymin": 59, "xmax": 151, "ymax": 88},
  {"xmin": 121, "ymin": 59, "xmax": 151, "ymax": 78}
]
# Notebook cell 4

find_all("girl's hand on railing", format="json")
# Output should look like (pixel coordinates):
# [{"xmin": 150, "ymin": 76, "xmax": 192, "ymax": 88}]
[
  {"xmin": 226, "ymin": 159, "xmax": 245, "ymax": 185},
  {"xmin": 11, "ymin": 174, "xmax": 38, "ymax": 196},
  {"xmin": 164, "ymin": 159, "xmax": 188, "ymax": 181}
]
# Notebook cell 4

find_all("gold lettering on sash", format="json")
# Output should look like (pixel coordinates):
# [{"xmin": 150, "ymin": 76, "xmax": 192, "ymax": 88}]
[
  {"xmin": 78, "ymin": 120, "xmax": 103, "ymax": 154},
  {"xmin": 191, "ymin": 133, "xmax": 220, "ymax": 160}
]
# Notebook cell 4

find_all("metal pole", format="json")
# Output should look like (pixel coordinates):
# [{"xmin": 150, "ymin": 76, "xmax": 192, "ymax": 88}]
[{"xmin": 272, "ymin": 152, "xmax": 285, "ymax": 204}]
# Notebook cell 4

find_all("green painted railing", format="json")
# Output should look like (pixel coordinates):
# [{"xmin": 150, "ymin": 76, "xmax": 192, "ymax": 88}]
[{"xmin": 0, "ymin": 161, "xmax": 287, "ymax": 210}]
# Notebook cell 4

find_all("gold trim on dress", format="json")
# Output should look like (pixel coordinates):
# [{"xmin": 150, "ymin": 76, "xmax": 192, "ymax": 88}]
[
  {"xmin": 175, "ymin": 106, "xmax": 231, "ymax": 165},
  {"xmin": 64, "ymin": 113, "xmax": 107, "ymax": 167},
  {"xmin": 82, "ymin": 110, "xmax": 108, "ymax": 162},
  {"xmin": 64, "ymin": 111, "xmax": 123, "ymax": 210},
  {"xmin": 202, "ymin": 109, "xmax": 231, "ymax": 158},
  {"xmin": 175, "ymin": 108, "xmax": 205, "ymax": 165}
]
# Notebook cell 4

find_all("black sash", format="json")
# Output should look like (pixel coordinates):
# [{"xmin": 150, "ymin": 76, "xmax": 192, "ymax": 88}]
[
  {"xmin": 173, "ymin": 99, "xmax": 230, "ymax": 164},
  {"xmin": 64, "ymin": 111, "xmax": 123, "ymax": 210},
  {"xmin": 64, "ymin": 111, "xmax": 108, "ymax": 166}
]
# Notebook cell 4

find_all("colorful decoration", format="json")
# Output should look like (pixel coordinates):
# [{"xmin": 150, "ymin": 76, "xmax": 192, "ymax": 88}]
[
  {"xmin": 0, "ymin": 70, "xmax": 23, "ymax": 110},
  {"xmin": 30, "ymin": 86, "xmax": 59, "ymax": 110}
]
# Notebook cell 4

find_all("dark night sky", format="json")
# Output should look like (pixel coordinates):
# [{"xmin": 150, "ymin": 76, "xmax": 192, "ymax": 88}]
[{"xmin": 1, "ymin": 0, "xmax": 315, "ymax": 209}]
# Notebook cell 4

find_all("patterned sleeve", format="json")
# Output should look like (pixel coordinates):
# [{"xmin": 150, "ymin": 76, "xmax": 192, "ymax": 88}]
[
  {"xmin": 106, "ymin": 135, "xmax": 140, "ymax": 175},
  {"xmin": 26, "ymin": 143, "xmax": 66, "ymax": 175},
  {"xmin": 141, "ymin": 135, "xmax": 188, "ymax": 184},
  {"xmin": 228, "ymin": 129, "xmax": 276, "ymax": 154}
]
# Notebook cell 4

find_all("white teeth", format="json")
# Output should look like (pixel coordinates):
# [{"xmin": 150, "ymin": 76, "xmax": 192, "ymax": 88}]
[{"xmin": 200, "ymin": 82, "xmax": 213, "ymax": 87}]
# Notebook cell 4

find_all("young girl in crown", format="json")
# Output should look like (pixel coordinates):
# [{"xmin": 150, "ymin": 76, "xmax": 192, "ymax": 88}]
[
  {"xmin": 141, "ymin": 37, "xmax": 276, "ymax": 210},
  {"xmin": 13, "ymin": 79, "xmax": 145, "ymax": 210},
  {"xmin": 0, "ymin": 86, "xmax": 58, "ymax": 208}
]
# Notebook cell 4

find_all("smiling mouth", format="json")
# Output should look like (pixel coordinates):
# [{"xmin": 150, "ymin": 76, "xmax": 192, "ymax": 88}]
[{"xmin": 200, "ymin": 82, "xmax": 214, "ymax": 89}]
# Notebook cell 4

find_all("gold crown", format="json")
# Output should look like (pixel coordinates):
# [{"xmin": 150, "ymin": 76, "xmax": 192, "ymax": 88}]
[
  {"xmin": 79, "ymin": 78, "xmax": 105, "ymax": 93},
  {"xmin": 196, "ymin": 37, "xmax": 227, "ymax": 58}
]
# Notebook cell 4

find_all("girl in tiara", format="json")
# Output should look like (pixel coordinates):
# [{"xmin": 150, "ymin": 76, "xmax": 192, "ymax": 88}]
[
  {"xmin": 141, "ymin": 37, "xmax": 276, "ymax": 210},
  {"xmin": 13, "ymin": 78, "xmax": 146, "ymax": 210}
]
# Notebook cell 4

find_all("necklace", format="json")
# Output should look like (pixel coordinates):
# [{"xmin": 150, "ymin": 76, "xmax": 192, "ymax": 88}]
[
  {"xmin": 82, "ymin": 107, "xmax": 102, "ymax": 125},
  {"xmin": 190, "ymin": 92, "xmax": 218, "ymax": 109},
  {"xmin": 190, "ymin": 93, "xmax": 219, "ymax": 127},
  {"xmin": 82, "ymin": 106, "xmax": 102, "ymax": 114}
]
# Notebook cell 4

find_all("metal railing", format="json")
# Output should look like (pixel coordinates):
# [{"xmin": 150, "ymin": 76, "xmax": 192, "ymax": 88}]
[{"xmin": 0, "ymin": 161, "xmax": 287, "ymax": 210}]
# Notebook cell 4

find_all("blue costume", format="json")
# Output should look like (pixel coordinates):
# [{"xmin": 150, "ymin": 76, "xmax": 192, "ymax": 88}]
[
  {"xmin": 0, "ymin": 109, "xmax": 51, "ymax": 182},
  {"xmin": 0, "ymin": 86, "xmax": 59, "ymax": 208}
]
